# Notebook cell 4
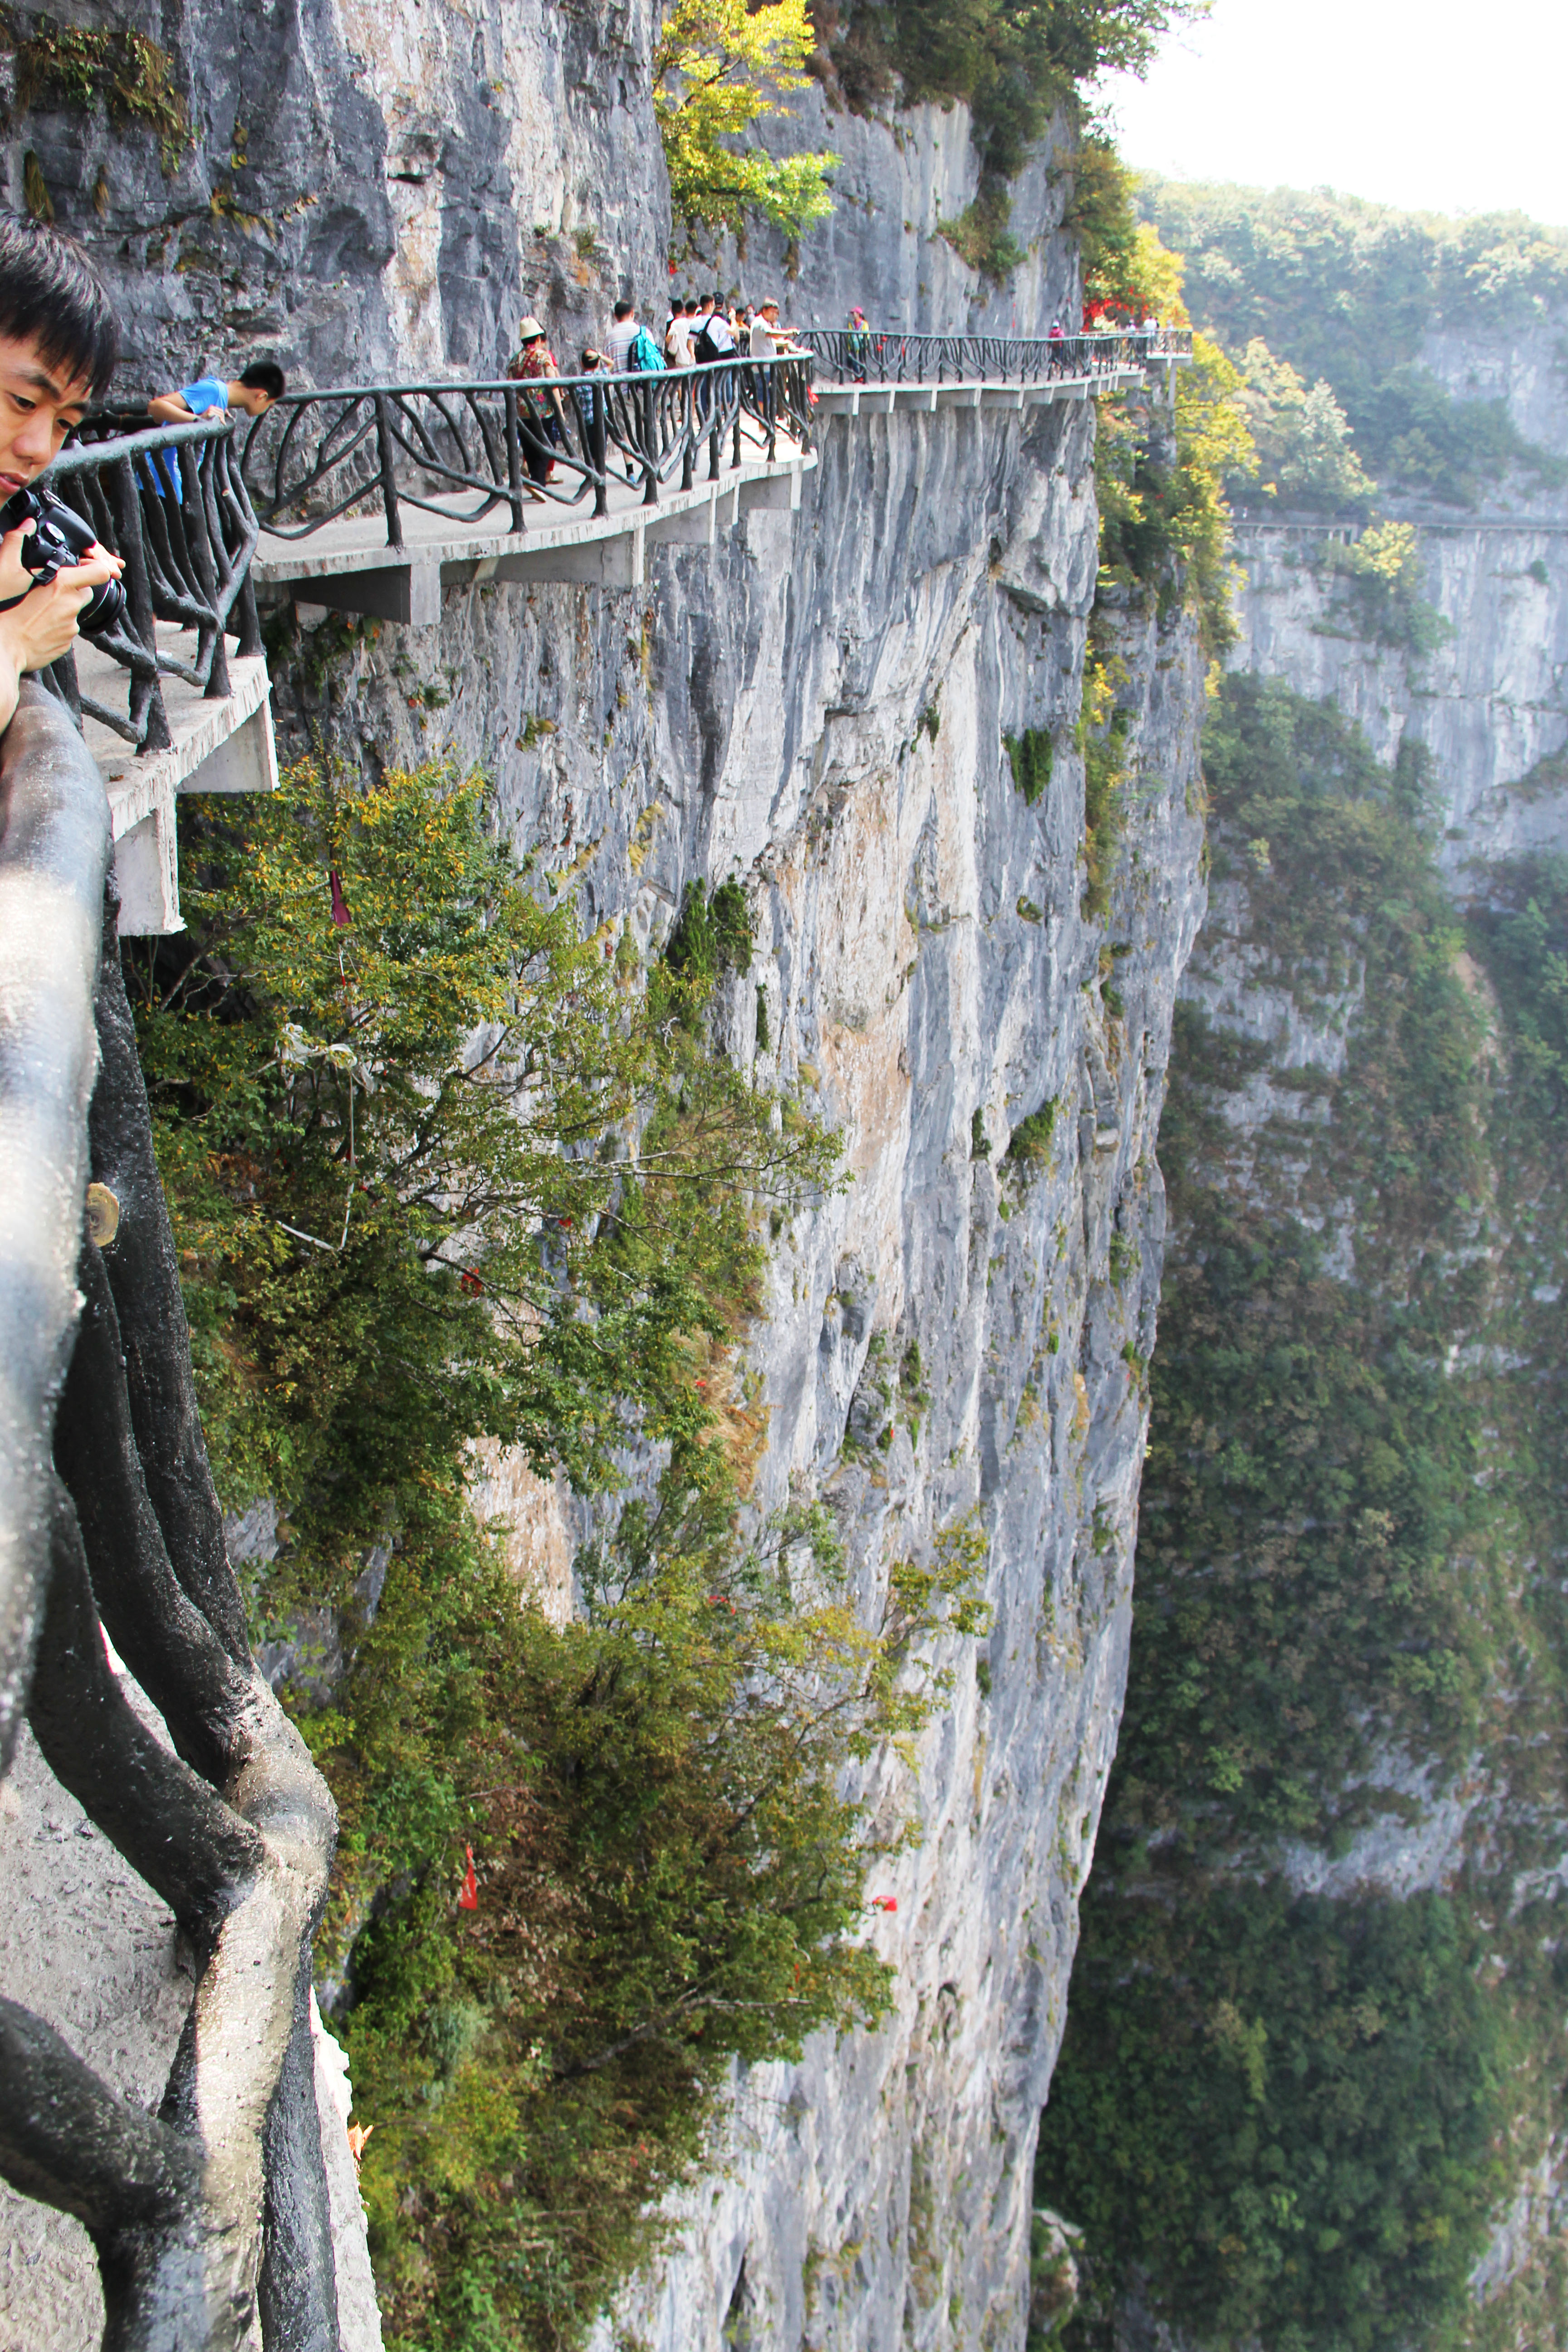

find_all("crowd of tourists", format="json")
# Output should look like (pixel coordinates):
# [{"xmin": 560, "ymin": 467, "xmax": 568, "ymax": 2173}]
[{"xmin": 505, "ymin": 289, "xmax": 806, "ymax": 392}]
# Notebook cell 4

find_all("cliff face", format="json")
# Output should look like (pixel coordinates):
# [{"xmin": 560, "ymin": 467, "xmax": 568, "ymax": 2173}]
[
  {"xmin": 0, "ymin": 12, "xmax": 1213, "ymax": 2347},
  {"xmin": 1231, "ymin": 522, "xmax": 1568, "ymax": 884},
  {"xmin": 290, "ymin": 368, "xmax": 1206, "ymax": 2352}
]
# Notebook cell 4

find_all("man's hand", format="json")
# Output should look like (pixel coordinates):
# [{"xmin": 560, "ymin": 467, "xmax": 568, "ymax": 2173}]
[{"xmin": 0, "ymin": 529, "xmax": 125, "ymax": 734}]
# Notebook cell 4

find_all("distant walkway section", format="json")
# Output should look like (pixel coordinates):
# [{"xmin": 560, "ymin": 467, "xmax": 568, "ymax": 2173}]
[{"xmin": 799, "ymin": 324, "xmax": 1193, "ymax": 407}]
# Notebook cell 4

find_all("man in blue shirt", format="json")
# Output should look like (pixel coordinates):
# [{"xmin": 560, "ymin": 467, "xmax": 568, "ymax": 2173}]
[
  {"xmin": 147, "ymin": 358, "xmax": 285, "ymax": 426},
  {"xmin": 145, "ymin": 360, "xmax": 285, "ymax": 498}
]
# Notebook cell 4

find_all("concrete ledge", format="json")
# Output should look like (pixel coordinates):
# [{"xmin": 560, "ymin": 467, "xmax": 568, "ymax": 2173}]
[
  {"xmin": 80, "ymin": 645, "xmax": 279, "ymax": 935},
  {"xmin": 893, "ymin": 385, "xmax": 939, "ymax": 411},
  {"xmin": 260, "ymin": 450, "xmax": 817, "ymax": 614}
]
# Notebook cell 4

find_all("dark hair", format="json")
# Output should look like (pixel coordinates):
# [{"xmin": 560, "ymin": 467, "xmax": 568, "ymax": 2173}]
[
  {"xmin": 238, "ymin": 358, "xmax": 285, "ymax": 400},
  {"xmin": 580, "ymin": 347, "xmax": 603, "ymax": 371},
  {"xmin": 612, "ymin": 298, "xmax": 633, "ymax": 321},
  {"xmin": 0, "ymin": 217, "xmax": 118, "ymax": 395}
]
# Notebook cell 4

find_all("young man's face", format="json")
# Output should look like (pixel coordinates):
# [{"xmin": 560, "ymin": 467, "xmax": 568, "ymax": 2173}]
[
  {"xmin": 0, "ymin": 334, "xmax": 92, "ymax": 495},
  {"xmin": 231, "ymin": 386, "xmax": 275, "ymax": 419}
]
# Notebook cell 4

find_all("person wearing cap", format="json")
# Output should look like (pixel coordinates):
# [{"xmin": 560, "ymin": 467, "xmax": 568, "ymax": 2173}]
[
  {"xmin": 507, "ymin": 317, "xmax": 564, "ymax": 485},
  {"xmin": 846, "ymin": 305, "xmax": 870, "ymax": 383}
]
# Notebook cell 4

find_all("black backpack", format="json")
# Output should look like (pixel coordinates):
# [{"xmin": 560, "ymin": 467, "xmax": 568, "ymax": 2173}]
[{"xmin": 692, "ymin": 317, "xmax": 726, "ymax": 365}]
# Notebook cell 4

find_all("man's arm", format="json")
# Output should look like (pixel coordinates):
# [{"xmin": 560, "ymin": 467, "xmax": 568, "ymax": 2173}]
[{"xmin": 146, "ymin": 393, "xmax": 196, "ymax": 424}]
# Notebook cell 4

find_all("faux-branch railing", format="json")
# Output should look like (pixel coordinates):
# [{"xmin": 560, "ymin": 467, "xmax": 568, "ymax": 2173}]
[
  {"xmin": 796, "ymin": 324, "xmax": 1193, "ymax": 384},
  {"xmin": 0, "ymin": 686, "xmax": 340, "ymax": 2346},
  {"xmin": 44, "ymin": 411, "xmax": 264, "ymax": 758},
  {"xmin": 240, "ymin": 352, "xmax": 817, "ymax": 541}
]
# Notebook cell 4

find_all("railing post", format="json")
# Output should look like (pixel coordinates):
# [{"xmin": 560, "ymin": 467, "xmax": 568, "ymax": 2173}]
[
  {"xmin": 681, "ymin": 373, "xmax": 696, "ymax": 492},
  {"xmin": 108, "ymin": 452, "xmax": 174, "ymax": 752},
  {"xmin": 184, "ymin": 438, "xmax": 231, "ymax": 702},
  {"xmin": 590, "ymin": 384, "xmax": 609, "ymax": 519},
  {"xmin": 373, "ymin": 392, "xmax": 403, "ymax": 548},
  {"xmin": 731, "ymin": 366, "xmax": 742, "ymax": 470},
  {"xmin": 642, "ymin": 376, "xmax": 659, "ymax": 507},
  {"xmin": 503, "ymin": 388, "xmax": 527, "ymax": 533}
]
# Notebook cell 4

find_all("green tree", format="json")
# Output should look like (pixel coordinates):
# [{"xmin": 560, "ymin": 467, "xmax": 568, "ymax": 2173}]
[
  {"xmin": 1235, "ymin": 337, "xmax": 1375, "ymax": 512},
  {"xmin": 137, "ymin": 760, "xmax": 836, "ymax": 1597},
  {"xmin": 655, "ymin": 0, "xmax": 838, "ymax": 242}
]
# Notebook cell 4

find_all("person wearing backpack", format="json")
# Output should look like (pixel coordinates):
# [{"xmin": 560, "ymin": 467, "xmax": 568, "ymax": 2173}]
[{"xmin": 691, "ymin": 295, "xmax": 736, "ymax": 365}]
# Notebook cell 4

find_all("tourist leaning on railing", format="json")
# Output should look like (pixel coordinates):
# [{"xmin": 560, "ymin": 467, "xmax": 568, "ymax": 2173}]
[{"xmin": 0, "ymin": 220, "xmax": 124, "ymax": 737}]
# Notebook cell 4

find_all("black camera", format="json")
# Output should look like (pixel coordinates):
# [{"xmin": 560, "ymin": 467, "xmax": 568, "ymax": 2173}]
[{"xmin": 0, "ymin": 484, "xmax": 127, "ymax": 634}]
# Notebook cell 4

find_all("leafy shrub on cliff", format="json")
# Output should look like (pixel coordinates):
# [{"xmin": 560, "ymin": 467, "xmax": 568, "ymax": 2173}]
[
  {"xmin": 813, "ymin": 0, "xmax": 1202, "ymax": 283},
  {"xmin": 140, "ymin": 762, "xmax": 984, "ymax": 2342},
  {"xmin": 136, "ymin": 760, "xmax": 833, "ymax": 1577},
  {"xmin": 656, "ymin": 0, "xmax": 838, "ymax": 244},
  {"xmin": 1232, "ymin": 337, "xmax": 1375, "ymax": 515},
  {"xmin": 1096, "ymin": 329, "xmax": 1253, "ymax": 655}
]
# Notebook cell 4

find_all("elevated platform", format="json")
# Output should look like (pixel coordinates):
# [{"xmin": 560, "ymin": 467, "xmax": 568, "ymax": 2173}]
[
  {"xmin": 255, "ymin": 444, "xmax": 817, "ymax": 622},
  {"xmin": 810, "ymin": 368, "xmax": 1146, "ymax": 417}
]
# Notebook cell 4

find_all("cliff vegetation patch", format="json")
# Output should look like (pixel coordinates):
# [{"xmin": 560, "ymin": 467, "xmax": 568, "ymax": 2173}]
[{"xmin": 137, "ymin": 760, "xmax": 989, "ymax": 2345}]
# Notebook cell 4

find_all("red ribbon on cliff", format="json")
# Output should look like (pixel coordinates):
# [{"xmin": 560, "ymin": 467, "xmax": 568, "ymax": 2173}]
[{"xmin": 458, "ymin": 1845, "xmax": 478, "ymax": 1910}]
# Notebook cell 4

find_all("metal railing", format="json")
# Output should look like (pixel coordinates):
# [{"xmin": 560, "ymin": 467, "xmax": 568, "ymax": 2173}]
[
  {"xmin": 239, "ymin": 353, "xmax": 817, "ymax": 543},
  {"xmin": 41, "ymin": 411, "xmax": 263, "ymax": 756},
  {"xmin": 0, "ymin": 686, "xmax": 340, "ymax": 2347},
  {"xmin": 795, "ymin": 325, "xmax": 1192, "ymax": 385}
]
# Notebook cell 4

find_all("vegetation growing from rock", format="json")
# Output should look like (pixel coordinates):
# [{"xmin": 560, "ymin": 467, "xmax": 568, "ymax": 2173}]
[
  {"xmin": 1037, "ymin": 678, "xmax": 1568, "ymax": 2351},
  {"xmin": 656, "ymin": 0, "xmax": 838, "ymax": 244},
  {"xmin": 810, "ymin": 0, "xmax": 1202, "ymax": 282},
  {"xmin": 137, "ymin": 761, "xmax": 990, "ymax": 2345}
]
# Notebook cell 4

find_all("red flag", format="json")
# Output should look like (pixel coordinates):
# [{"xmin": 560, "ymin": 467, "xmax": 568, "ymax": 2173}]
[
  {"xmin": 459, "ymin": 1845, "xmax": 478, "ymax": 1910},
  {"xmin": 871, "ymin": 1895, "xmax": 897, "ymax": 1913},
  {"xmin": 329, "ymin": 868, "xmax": 351, "ymax": 928}
]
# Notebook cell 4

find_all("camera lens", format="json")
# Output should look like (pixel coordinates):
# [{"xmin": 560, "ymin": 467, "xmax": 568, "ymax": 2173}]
[{"xmin": 79, "ymin": 575, "xmax": 127, "ymax": 635}]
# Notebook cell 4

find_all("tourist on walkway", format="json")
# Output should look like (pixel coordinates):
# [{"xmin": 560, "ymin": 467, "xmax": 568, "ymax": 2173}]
[
  {"xmin": 507, "ymin": 317, "xmax": 564, "ymax": 485},
  {"xmin": 147, "ymin": 358, "xmax": 284, "ymax": 428},
  {"xmin": 145, "ymin": 358, "xmax": 285, "ymax": 497},
  {"xmin": 607, "ymin": 299, "xmax": 638, "ymax": 373},
  {"xmin": 666, "ymin": 298, "xmax": 697, "ymax": 367},
  {"xmin": 749, "ymin": 299, "xmax": 802, "ymax": 361},
  {"xmin": 0, "ymin": 220, "xmax": 123, "ymax": 737}
]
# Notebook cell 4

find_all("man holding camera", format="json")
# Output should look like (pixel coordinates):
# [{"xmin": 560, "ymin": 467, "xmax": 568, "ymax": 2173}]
[{"xmin": 0, "ymin": 220, "xmax": 122, "ymax": 736}]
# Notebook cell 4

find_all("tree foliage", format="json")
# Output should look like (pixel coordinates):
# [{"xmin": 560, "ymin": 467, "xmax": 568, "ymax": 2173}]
[
  {"xmin": 1137, "ymin": 177, "xmax": 1568, "ymax": 505},
  {"xmin": 140, "ymin": 760, "xmax": 994, "ymax": 2345},
  {"xmin": 1234, "ymin": 337, "xmax": 1374, "ymax": 514},
  {"xmin": 656, "ymin": 0, "xmax": 838, "ymax": 240},
  {"xmin": 135, "ymin": 760, "xmax": 833, "ymax": 1589}
]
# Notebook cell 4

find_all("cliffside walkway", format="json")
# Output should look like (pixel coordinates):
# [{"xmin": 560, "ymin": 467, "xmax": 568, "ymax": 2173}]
[
  {"xmin": 26, "ymin": 328, "xmax": 1191, "ymax": 935},
  {"xmin": 798, "ymin": 324, "xmax": 1192, "ymax": 412},
  {"xmin": 243, "ymin": 355, "xmax": 819, "ymax": 619}
]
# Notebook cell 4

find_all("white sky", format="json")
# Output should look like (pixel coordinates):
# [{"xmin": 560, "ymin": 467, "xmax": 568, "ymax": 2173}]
[{"xmin": 1098, "ymin": 0, "xmax": 1568, "ymax": 229}]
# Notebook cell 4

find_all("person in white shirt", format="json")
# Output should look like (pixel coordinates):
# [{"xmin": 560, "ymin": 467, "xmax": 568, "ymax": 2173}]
[
  {"xmin": 607, "ymin": 299, "xmax": 639, "ymax": 373},
  {"xmin": 666, "ymin": 299, "xmax": 696, "ymax": 367},
  {"xmin": 747, "ymin": 299, "xmax": 800, "ymax": 360}
]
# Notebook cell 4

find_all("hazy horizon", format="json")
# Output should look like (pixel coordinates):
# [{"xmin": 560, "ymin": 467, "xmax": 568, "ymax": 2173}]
[{"xmin": 1099, "ymin": 0, "xmax": 1567, "ymax": 231}]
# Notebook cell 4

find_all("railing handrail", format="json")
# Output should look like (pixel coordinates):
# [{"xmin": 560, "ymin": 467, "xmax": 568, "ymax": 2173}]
[
  {"xmin": 57, "ymin": 410, "xmax": 236, "ymax": 471},
  {"xmin": 232, "ymin": 352, "xmax": 817, "ymax": 404}
]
